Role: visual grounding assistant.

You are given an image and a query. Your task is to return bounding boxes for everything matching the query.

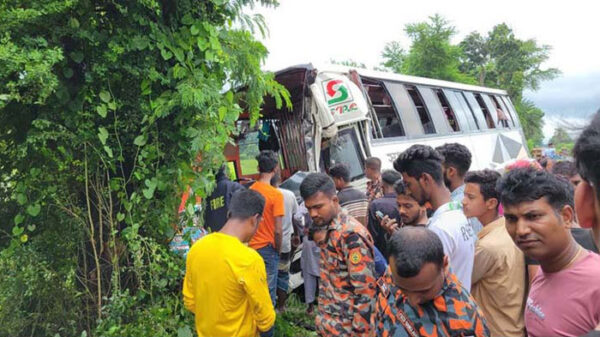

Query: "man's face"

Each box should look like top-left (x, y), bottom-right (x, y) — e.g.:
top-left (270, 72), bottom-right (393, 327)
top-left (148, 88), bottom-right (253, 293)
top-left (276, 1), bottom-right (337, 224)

top-left (365, 167), bottom-right (378, 181)
top-left (332, 177), bottom-right (345, 191)
top-left (441, 164), bottom-right (452, 190)
top-left (401, 173), bottom-right (428, 206)
top-left (396, 194), bottom-right (422, 226)
top-left (304, 191), bottom-right (339, 227)
top-left (569, 174), bottom-right (582, 187)
top-left (390, 257), bottom-right (447, 306)
top-left (462, 183), bottom-right (487, 219)
top-left (504, 198), bottom-right (572, 261)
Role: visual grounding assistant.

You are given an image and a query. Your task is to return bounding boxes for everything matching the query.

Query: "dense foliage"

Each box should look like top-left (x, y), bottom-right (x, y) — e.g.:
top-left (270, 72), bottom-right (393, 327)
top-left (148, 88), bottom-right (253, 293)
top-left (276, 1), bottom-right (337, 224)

top-left (380, 15), bottom-right (559, 147)
top-left (0, 1), bottom-right (288, 336)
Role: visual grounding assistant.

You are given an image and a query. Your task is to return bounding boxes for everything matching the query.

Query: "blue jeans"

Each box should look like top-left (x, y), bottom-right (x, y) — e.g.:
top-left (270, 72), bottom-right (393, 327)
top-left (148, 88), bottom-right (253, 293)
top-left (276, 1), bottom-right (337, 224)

top-left (257, 245), bottom-right (279, 337)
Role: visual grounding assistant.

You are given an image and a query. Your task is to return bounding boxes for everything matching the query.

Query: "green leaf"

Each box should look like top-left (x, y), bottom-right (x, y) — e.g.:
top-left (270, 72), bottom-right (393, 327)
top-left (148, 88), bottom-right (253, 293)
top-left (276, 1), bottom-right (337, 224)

top-left (142, 188), bottom-right (154, 199)
top-left (117, 213), bottom-right (125, 221)
top-left (16, 193), bottom-right (27, 205)
top-left (96, 105), bottom-right (107, 118)
top-left (197, 38), bottom-right (209, 51)
top-left (27, 204), bottom-right (41, 217)
top-left (160, 49), bottom-right (172, 60)
top-left (12, 225), bottom-right (24, 236)
top-left (68, 18), bottom-right (79, 29)
top-left (218, 106), bottom-right (227, 121)
top-left (98, 127), bottom-right (109, 145)
top-left (190, 24), bottom-right (200, 36)
top-left (143, 178), bottom-right (157, 199)
top-left (81, 331), bottom-right (87, 337)
top-left (173, 48), bottom-right (184, 63)
top-left (27, 224), bottom-right (36, 232)
top-left (20, 234), bottom-right (28, 243)
top-left (134, 135), bottom-right (146, 146)
top-left (103, 146), bottom-right (113, 158)
top-left (181, 14), bottom-right (193, 25)
top-left (108, 101), bottom-right (117, 111)
top-left (14, 214), bottom-right (24, 225)
top-left (99, 91), bottom-right (111, 103)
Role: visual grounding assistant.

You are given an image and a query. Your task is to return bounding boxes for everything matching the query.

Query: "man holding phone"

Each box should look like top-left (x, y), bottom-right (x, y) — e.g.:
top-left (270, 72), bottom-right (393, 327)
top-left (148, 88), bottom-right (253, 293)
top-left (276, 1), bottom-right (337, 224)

top-left (367, 170), bottom-right (403, 258)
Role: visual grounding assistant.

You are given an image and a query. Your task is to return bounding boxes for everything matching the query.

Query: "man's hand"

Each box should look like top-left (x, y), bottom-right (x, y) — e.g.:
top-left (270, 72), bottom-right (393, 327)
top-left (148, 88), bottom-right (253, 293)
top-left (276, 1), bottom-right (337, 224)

top-left (380, 215), bottom-right (399, 235)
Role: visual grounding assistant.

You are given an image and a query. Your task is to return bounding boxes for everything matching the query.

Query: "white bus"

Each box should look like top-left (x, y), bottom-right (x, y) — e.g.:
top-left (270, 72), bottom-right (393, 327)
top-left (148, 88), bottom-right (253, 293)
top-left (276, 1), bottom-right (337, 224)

top-left (227, 63), bottom-right (529, 190)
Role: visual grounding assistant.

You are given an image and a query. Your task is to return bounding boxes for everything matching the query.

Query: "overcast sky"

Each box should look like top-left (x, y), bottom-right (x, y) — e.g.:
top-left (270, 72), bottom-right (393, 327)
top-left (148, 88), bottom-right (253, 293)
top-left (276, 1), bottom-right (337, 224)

top-left (254, 0), bottom-right (600, 139)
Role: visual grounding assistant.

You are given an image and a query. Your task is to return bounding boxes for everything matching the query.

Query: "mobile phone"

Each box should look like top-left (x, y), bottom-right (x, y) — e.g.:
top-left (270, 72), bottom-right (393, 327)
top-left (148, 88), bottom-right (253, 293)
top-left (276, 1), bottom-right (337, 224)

top-left (375, 210), bottom-right (384, 219)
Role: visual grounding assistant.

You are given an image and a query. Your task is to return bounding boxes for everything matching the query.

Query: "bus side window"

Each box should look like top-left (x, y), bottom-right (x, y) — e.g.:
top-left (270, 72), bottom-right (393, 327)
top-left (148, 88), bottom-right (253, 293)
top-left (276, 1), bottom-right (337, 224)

top-left (363, 79), bottom-right (405, 138)
top-left (406, 85), bottom-right (436, 134)
top-left (435, 89), bottom-right (460, 132)
top-left (474, 93), bottom-right (496, 129)
top-left (494, 95), bottom-right (514, 127)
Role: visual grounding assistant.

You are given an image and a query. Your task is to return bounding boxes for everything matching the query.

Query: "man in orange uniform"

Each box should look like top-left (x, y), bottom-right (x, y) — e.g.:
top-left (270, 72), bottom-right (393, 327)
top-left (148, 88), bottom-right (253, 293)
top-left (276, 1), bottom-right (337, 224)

top-left (300, 173), bottom-right (377, 336)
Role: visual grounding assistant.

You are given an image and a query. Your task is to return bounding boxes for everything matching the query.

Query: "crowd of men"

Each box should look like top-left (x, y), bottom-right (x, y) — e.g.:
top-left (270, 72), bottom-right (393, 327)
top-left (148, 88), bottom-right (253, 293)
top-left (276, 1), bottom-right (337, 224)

top-left (183, 111), bottom-right (600, 337)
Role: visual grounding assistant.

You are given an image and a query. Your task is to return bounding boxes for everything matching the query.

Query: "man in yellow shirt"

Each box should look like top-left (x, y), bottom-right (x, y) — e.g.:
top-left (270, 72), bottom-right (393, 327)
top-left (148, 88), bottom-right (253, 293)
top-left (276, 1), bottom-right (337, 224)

top-left (183, 189), bottom-right (276, 337)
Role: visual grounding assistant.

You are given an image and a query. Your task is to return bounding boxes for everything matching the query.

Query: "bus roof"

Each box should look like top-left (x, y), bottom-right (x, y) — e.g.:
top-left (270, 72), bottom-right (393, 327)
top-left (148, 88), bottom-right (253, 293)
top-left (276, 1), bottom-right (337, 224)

top-left (272, 63), bottom-right (508, 96)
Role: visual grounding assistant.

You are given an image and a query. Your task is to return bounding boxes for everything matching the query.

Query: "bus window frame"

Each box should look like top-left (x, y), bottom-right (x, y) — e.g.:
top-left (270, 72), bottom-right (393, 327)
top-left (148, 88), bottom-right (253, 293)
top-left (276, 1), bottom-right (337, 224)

top-left (481, 94), bottom-right (501, 128)
top-left (462, 92), bottom-right (489, 130)
top-left (383, 81), bottom-right (424, 137)
top-left (405, 84), bottom-right (436, 135)
top-left (500, 96), bottom-right (521, 128)
top-left (448, 90), bottom-right (479, 131)
top-left (362, 79), bottom-right (407, 139)
top-left (434, 88), bottom-right (469, 133)
top-left (415, 86), bottom-right (447, 134)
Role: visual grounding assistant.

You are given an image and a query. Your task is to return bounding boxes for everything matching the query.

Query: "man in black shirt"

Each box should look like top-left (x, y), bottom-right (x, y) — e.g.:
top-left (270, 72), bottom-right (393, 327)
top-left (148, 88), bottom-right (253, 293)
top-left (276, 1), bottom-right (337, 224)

top-left (203, 165), bottom-right (244, 232)
top-left (329, 163), bottom-right (369, 226)
top-left (367, 170), bottom-right (402, 258)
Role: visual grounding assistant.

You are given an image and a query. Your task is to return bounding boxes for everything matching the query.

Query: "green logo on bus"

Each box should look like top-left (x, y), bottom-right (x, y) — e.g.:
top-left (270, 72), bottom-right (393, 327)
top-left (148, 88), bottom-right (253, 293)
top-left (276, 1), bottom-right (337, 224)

top-left (324, 79), bottom-right (352, 106)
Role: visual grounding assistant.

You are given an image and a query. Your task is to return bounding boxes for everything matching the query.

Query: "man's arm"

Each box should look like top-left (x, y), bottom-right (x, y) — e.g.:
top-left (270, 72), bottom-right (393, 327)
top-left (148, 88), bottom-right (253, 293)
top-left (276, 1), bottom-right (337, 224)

top-left (274, 216), bottom-right (283, 252)
top-left (273, 190), bottom-right (285, 252)
top-left (182, 255), bottom-right (196, 313)
top-left (344, 232), bottom-right (377, 336)
top-left (471, 244), bottom-right (495, 286)
top-left (242, 257), bottom-right (276, 332)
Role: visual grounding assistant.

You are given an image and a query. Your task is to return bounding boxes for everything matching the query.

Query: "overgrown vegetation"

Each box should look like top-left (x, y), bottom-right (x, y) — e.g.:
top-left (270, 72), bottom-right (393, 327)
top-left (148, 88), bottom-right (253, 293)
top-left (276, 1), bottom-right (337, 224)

top-left (0, 1), bottom-right (289, 336)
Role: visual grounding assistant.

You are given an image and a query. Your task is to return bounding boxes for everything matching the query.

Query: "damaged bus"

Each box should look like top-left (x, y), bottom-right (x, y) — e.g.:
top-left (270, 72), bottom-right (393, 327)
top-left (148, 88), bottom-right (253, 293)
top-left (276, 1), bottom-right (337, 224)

top-left (227, 63), bottom-right (529, 190)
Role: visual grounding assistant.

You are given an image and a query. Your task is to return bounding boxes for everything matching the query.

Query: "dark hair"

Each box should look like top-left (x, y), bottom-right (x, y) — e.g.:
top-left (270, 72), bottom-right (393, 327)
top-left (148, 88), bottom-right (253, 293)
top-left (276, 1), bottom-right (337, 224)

top-left (393, 180), bottom-right (409, 196)
top-left (388, 226), bottom-right (445, 278)
top-left (497, 167), bottom-right (574, 211)
top-left (300, 173), bottom-right (336, 200)
top-left (435, 143), bottom-right (472, 176)
top-left (551, 160), bottom-right (578, 178)
top-left (464, 169), bottom-right (501, 202)
top-left (256, 150), bottom-right (279, 173)
top-left (574, 111), bottom-right (600, 199)
top-left (229, 189), bottom-right (265, 219)
top-left (381, 170), bottom-right (403, 186)
top-left (538, 157), bottom-right (550, 169)
top-left (365, 157), bottom-right (382, 171)
top-left (329, 163), bottom-right (351, 183)
top-left (393, 145), bottom-right (444, 184)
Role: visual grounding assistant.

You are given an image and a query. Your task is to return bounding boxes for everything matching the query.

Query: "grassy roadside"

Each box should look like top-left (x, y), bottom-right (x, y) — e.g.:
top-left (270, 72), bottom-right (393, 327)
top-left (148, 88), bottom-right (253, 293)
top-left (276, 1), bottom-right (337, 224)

top-left (274, 294), bottom-right (317, 337)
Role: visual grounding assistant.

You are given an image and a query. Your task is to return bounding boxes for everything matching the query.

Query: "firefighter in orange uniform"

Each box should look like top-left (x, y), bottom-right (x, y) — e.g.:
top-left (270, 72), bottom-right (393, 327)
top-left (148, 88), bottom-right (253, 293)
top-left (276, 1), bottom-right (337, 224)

top-left (300, 173), bottom-right (377, 337)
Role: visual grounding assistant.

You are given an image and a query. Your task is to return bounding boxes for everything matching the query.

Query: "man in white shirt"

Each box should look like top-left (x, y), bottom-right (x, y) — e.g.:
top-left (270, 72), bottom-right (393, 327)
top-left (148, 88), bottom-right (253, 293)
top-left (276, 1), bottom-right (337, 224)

top-left (393, 144), bottom-right (476, 290)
